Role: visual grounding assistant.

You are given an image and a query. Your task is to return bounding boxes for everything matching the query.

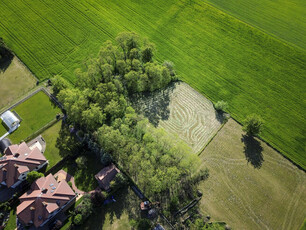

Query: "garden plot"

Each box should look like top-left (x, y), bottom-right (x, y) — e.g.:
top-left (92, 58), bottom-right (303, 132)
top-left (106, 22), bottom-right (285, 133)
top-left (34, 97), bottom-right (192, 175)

top-left (133, 82), bottom-right (223, 153)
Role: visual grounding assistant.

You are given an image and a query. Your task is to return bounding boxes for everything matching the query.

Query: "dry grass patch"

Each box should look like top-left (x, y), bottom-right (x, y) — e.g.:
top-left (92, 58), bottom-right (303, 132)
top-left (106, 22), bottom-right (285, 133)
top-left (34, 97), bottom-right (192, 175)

top-left (198, 119), bottom-right (306, 230)
top-left (0, 56), bottom-right (36, 109)
top-left (133, 82), bottom-right (223, 153)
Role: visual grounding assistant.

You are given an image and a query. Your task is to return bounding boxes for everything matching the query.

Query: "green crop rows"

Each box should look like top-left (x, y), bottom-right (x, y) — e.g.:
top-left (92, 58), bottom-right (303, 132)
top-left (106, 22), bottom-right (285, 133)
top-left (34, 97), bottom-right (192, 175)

top-left (0, 0), bottom-right (305, 168)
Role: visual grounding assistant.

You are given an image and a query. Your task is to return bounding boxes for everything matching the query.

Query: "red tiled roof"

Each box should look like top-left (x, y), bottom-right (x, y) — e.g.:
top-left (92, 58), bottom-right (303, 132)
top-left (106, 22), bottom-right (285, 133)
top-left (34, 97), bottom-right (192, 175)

top-left (17, 174), bottom-right (75, 228)
top-left (0, 142), bottom-right (47, 188)
top-left (95, 163), bottom-right (120, 190)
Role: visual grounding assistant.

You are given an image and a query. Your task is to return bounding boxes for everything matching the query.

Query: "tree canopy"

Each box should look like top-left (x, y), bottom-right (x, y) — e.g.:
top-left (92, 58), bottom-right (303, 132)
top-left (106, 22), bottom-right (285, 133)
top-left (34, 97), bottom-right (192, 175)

top-left (26, 171), bottom-right (44, 185)
top-left (56, 32), bottom-right (202, 198)
top-left (243, 114), bottom-right (264, 136)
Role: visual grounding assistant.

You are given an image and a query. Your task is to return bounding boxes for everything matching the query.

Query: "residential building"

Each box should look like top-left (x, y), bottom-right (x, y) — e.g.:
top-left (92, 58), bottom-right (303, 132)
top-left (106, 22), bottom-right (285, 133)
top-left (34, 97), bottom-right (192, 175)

top-left (17, 174), bottom-right (76, 229)
top-left (95, 163), bottom-right (120, 190)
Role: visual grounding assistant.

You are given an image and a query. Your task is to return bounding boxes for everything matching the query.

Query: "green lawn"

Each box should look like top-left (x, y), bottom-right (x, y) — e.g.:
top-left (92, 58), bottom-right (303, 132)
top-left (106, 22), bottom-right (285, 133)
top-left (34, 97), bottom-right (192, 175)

top-left (204, 0), bottom-right (306, 50)
top-left (63, 153), bottom-right (103, 192)
top-left (41, 121), bottom-right (62, 170)
top-left (0, 56), bottom-right (36, 110)
top-left (0, 0), bottom-right (305, 168)
top-left (8, 91), bottom-right (61, 143)
top-left (198, 119), bottom-right (306, 230)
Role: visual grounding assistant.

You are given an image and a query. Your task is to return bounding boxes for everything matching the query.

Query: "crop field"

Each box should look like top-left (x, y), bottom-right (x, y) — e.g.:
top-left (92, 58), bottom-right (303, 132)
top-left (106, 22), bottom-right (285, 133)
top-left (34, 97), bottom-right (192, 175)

top-left (204, 0), bottom-right (306, 49)
top-left (7, 91), bottom-right (61, 143)
top-left (198, 119), bottom-right (306, 230)
top-left (0, 56), bottom-right (36, 109)
top-left (133, 82), bottom-right (223, 153)
top-left (0, 0), bottom-right (305, 168)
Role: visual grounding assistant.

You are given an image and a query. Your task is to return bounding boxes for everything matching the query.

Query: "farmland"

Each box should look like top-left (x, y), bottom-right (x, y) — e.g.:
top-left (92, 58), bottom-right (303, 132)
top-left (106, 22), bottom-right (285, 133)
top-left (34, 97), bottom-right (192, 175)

top-left (0, 0), bottom-right (305, 168)
top-left (198, 119), bottom-right (306, 230)
top-left (204, 0), bottom-right (306, 49)
top-left (0, 56), bottom-right (36, 109)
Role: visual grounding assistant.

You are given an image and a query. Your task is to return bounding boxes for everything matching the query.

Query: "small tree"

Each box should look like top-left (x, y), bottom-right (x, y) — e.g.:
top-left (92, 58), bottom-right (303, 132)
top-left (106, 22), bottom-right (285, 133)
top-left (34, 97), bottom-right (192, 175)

top-left (26, 171), bottom-right (44, 184)
top-left (76, 156), bottom-right (87, 169)
top-left (214, 100), bottom-right (228, 112)
top-left (243, 114), bottom-right (263, 136)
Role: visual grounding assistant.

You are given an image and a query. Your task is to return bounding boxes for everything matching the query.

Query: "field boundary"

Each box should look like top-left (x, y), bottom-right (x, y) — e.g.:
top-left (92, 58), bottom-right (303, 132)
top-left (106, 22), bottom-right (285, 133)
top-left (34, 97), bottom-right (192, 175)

top-left (197, 118), bottom-right (227, 156)
top-left (229, 116), bottom-right (306, 173)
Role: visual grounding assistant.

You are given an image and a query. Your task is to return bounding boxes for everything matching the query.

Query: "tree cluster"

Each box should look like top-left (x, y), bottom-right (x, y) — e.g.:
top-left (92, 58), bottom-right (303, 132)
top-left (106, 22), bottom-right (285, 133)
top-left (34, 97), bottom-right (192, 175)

top-left (55, 32), bottom-right (202, 199)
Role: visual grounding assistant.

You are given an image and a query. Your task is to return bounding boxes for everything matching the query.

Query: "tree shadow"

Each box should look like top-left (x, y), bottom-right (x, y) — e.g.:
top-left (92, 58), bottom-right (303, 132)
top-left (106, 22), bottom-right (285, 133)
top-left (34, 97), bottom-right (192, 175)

top-left (214, 110), bottom-right (226, 124)
top-left (241, 135), bottom-right (264, 169)
top-left (0, 50), bottom-right (13, 73)
top-left (131, 82), bottom-right (177, 127)
top-left (76, 186), bottom-right (141, 230)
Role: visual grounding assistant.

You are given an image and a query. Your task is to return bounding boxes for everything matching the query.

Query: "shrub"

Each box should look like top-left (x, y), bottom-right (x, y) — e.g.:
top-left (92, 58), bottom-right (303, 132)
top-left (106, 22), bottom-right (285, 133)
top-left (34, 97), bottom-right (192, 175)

top-left (73, 214), bottom-right (83, 225)
top-left (26, 171), bottom-right (44, 185)
top-left (243, 114), bottom-right (263, 136)
top-left (214, 100), bottom-right (228, 112)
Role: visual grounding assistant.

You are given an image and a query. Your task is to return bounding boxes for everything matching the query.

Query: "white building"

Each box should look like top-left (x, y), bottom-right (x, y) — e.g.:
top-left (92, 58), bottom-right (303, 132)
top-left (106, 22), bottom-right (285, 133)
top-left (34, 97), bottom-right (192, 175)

top-left (0, 110), bottom-right (20, 132)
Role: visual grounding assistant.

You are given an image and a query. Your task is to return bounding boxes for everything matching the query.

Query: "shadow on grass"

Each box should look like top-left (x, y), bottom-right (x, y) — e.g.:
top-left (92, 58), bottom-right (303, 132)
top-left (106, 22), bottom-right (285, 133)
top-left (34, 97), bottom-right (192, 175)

top-left (77, 187), bottom-right (140, 230)
top-left (0, 50), bottom-right (13, 73)
top-left (241, 135), bottom-right (264, 169)
top-left (131, 82), bottom-right (177, 127)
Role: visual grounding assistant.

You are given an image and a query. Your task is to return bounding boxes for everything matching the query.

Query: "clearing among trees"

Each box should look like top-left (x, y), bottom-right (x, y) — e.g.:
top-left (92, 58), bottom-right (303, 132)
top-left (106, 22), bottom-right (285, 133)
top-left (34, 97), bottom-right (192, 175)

top-left (198, 119), bottom-right (306, 230)
top-left (133, 82), bottom-right (224, 153)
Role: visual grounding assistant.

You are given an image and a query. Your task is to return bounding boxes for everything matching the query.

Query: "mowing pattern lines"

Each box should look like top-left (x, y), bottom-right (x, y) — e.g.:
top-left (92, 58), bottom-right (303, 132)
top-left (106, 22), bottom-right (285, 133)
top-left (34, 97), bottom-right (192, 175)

top-left (199, 119), bottom-right (306, 230)
top-left (158, 82), bottom-right (223, 153)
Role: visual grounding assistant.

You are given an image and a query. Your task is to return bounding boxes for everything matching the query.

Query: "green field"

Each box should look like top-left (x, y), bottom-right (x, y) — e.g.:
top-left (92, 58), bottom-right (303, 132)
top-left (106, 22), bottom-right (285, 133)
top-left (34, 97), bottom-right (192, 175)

top-left (0, 56), bottom-right (36, 110)
top-left (0, 0), bottom-right (305, 168)
top-left (198, 119), bottom-right (306, 230)
top-left (7, 91), bottom-right (61, 143)
top-left (204, 0), bottom-right (306, 50)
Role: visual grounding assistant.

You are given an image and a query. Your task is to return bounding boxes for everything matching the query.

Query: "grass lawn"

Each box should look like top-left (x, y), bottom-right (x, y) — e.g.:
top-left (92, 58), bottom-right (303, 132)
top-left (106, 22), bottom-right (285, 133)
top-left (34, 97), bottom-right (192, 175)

top-left (0, 122), bottom-right (8, 137)
top-left (0, 0), bottom-right (305, 168)
top-left (204, 0), bottom-right (306, 49)
top-left (8, 91), bottom-right (61, 143)
top-left (6, 209), bottom-right (16, 230)
top-left (63, 153), bottom-right (103, 192)
top-left (198, 119), bottom-right (306, 230)
top-left (0, 56), bottom-right (36, 110)
top-left (40, 121), bottom-right (62, 170)
top-left (79, 187), bottom-right (140, 230)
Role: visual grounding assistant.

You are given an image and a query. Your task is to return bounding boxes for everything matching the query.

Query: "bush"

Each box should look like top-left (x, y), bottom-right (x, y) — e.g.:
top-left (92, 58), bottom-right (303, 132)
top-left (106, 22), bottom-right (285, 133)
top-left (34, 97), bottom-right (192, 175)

top-left (73, 214), bottom-right (83, 225)
top-left (26, 171), bottom-right (44, 185)
top-left (214, 100), bottom-right (228, 112)
top-left (243, 114), bottom-right (263, 136)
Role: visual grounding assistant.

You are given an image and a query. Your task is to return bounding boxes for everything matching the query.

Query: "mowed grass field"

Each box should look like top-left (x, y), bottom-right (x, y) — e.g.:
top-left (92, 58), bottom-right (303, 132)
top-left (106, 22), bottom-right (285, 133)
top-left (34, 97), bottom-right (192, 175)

top-left (0, 56), bottom-right (36, 109)
top-left (204, 0), bottom-right (306, 50)
top-left (0, 0), bottom-right (305, 168)
top-left (198, 119), bottom-right (306, 230)
top-left (8, 91), bottom-right (61, 143)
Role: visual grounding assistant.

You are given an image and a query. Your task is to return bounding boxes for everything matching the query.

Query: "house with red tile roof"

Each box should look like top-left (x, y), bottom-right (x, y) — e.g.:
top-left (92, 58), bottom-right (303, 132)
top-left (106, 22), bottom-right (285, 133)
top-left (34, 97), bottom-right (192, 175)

top-left (95, 163), bottom-right (120, 191)
top-left (17, 174), bottom-right (76, 229)
top-left (0, 142), bottom-right (48, 190)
